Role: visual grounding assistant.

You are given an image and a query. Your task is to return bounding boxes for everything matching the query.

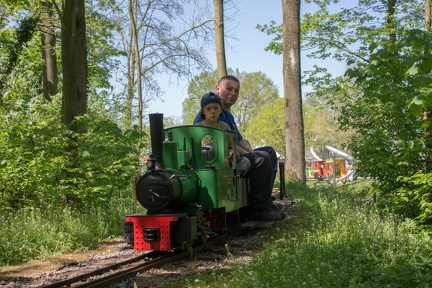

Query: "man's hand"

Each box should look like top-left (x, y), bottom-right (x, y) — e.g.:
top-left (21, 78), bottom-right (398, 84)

top-left (228, 150), bottom-right (240, 160)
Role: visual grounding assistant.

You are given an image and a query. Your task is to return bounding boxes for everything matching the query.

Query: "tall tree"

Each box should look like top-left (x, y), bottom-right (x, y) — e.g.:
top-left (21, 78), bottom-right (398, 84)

top-left (127, 0), bottom-right (144, 128)
top-left (281, 0), bottom-right (305, 182)
top-left (40, 0), bottom-right (57, 101)
top-left (61, 0), bottom-right (87, 134)
top-left (115, 0), bottom-right (213, 129)
top-left (423, 0), bottom-right (432, 170)
top-left (119, 2), bottom-right (136, 130)
top-left (213, 0), bottom-right (227, 78)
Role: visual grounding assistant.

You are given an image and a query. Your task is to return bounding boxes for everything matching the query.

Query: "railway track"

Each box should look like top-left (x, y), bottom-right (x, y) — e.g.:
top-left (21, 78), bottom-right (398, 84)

top-left (41, 235), bottom-right (225, 288)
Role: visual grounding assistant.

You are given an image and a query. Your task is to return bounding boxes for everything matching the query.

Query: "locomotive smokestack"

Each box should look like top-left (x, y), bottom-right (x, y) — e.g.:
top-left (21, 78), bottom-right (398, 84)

top-left (149, 113), bottom-right (165, 170)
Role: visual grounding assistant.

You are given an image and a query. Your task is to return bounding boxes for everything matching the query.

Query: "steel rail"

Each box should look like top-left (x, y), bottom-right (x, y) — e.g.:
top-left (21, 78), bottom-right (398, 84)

top-left (41, 235), bottom-right (224, 288)
top-left (78, 235), bottom-right (224, 288)
top-left (40, 252), bottom-right (156, 288)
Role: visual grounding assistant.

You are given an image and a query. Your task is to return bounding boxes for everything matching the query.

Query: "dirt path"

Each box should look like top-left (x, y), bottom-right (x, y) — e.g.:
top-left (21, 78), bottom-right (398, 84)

top-left (0, 238), bottom-right (129, 280)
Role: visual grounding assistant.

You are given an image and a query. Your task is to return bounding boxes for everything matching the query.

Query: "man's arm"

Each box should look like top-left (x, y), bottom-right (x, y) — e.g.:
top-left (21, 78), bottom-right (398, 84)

top-left (237, 139), bottom-right (253, 155)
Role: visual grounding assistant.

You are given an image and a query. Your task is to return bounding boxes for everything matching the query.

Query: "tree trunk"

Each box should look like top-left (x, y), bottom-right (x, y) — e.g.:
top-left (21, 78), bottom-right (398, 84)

top-left (424, 0), bottom-right (432, 170)
top-left (281, 0), bottom-right (305, 182)
top-left (60, 0), bottom-right (88, 203)
top-left (128, 0), bottom-right (143, 129)
top-left (125, 35), bottom-right (135, 130)
top-left (61, 0), bottom-right (87, 134)
top-left (40, 0), bottom-right (57, 101)
top-left (387, 0), bottom-right (397, 43)
top-left (213, 0), bottom-right (227, 78)
top-left (118, 11), bottom-right (135, 130)
top-left (426, 0), bottom-right (431, 31)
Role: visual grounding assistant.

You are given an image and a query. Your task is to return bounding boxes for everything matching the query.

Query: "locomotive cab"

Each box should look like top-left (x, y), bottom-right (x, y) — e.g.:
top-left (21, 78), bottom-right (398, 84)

top-left (160, 125), bottom-right (247, 212)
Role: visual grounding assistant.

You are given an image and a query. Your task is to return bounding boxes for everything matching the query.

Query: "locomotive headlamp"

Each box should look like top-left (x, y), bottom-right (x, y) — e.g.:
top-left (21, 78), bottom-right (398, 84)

top-left (146, 157), bottom-right (156, 170)
top-left (201, 134), bottom-right (217, 163)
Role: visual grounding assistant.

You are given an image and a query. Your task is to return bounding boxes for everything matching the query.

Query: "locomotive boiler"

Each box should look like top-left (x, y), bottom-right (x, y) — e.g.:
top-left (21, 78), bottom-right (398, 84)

top-left (124, 113), bottom-right (249, 251)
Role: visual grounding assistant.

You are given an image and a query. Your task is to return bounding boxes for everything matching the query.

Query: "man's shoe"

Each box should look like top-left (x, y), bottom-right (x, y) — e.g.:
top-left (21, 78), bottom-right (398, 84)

top-left (248, 208), bottom-right (281, 221)
top-left (277, 211), bottom-right (286, 220)
top-left (271, 203), bottom-right (286, 220)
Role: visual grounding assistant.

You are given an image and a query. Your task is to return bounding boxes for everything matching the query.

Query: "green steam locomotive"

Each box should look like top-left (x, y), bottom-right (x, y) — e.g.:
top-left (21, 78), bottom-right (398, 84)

top-left (124, 113), bottom-right (249, 251)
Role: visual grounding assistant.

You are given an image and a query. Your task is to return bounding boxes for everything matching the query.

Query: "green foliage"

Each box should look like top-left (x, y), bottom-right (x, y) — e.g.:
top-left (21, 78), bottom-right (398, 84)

top-left (340, 29), bottom-right (432, 221)
top-left (0, 13), bottom-right (38, 93)
top-left (260, 0), bottom-right (425, 79)
top-left (178, 183), bottom-right (432, 287)
top-left (0, 92), bottom-right (144, 210)
top-left (0, 2), bottom-right (145, 208)
top-left (0, 90), bottom-right (143, 265)
top-left (244, 97), bottom-right (285, 155)
top-left (0, 96), bottom-right (66, 208)
top-left (0, 1), bottom-right (155, 211)
top-left (86, 3), bottom-right (124, 92)
top-left (64, 120), bottom-right (143, 206)
top-left (303, 90), bottom-right (355, 151)
top-left (232, 71), bottom-right (279, 132)
top-left (256, 20), bottom-right (282, 55)
top-left (397, 172), bottom-right (432, 224)
top-left (0, 11), bottom-right (42, 99)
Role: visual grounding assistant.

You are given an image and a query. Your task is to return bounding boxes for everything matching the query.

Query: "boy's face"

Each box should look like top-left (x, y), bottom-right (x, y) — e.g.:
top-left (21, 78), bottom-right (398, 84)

top-left (202, 103), bottom-right (222, 121)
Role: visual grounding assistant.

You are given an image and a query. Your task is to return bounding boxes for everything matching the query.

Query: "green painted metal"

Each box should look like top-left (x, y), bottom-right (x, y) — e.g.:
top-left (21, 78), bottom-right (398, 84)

top-left (162, 141), bottom-right (178, 168)
top-left (163, 125), bottom-right (236, 170)
top-left (197, 169), bottom-right (239, 212)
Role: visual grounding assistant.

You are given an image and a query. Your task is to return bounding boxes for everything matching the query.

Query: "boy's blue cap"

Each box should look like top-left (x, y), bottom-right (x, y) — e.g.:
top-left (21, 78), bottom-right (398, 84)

top-left (200, 92), bottom-right (222, 118)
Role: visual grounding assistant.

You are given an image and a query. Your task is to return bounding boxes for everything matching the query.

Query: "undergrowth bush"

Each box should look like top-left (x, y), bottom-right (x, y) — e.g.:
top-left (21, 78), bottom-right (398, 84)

top-left (0, 94), bottom-right (148, 267)
top-left (0, 195), bottom-right (141, 266)
top-left (396, 171), bottom-right (432, 224)
top-left (0, 95), bottom-right (146, 210)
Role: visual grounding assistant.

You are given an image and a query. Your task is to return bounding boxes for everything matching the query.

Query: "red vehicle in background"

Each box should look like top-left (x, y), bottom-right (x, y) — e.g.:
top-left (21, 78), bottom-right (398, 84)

top-left (308, 146), bottom-right (354, 181)
top-left (312, 159), bottom-right (346, 180)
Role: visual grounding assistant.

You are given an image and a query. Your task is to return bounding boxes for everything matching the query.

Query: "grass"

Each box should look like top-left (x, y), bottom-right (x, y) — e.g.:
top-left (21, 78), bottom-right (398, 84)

top-left (173, 180), bottom-right (432, 287)
top-left (0, 196), bottom-right (141, 266)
